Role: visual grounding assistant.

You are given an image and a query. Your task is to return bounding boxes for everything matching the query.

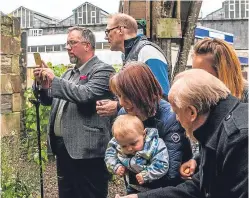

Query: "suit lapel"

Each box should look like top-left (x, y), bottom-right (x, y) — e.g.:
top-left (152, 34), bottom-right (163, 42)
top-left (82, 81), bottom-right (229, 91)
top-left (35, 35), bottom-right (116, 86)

top-left (76, 56), bottom-right (99, 84)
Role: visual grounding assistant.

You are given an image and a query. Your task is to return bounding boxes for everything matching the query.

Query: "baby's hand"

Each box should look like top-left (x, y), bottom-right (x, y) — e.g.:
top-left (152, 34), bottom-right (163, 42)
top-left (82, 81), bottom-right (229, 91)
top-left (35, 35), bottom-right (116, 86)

top-left (116, 166), bottom-right (126, 176)
top-left (136, 173), bottom-right (144, 185)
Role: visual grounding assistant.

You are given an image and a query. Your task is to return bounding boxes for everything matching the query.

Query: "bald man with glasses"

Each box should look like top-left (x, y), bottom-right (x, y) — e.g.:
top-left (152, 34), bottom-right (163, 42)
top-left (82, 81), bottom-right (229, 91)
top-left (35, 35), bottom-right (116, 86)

top-left (96, 13), bottom-right (171, 117)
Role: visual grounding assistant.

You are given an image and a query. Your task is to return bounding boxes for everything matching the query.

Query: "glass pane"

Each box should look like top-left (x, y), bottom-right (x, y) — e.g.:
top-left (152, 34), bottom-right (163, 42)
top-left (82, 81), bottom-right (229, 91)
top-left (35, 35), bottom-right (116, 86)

top-left (31, 46), bottom-right (37, 52)
top-left (79, 18), bottom-right (82, 24)
top-left (230, 11), bottom-right (235, 18)
top-left (83, 12), bottom-right (86, 24)
top-left (235, 2), bottom-right (240, 18)
top-left (61, 44), bottom-right (67, 51)
top-left (96, 42), bottom-right (102, 49)
top-left (88, 11), bottom-right (91, 24)
top-left (46, 46), bottom-right (53, 52)
top-left (103, 42), bottom-right (110, 49)
top-left (38, 46), bottom-right (45, 52)
top-left (96, 9), bottom-right (100, 23)
top-left (54, 45), bottom-right (61, 51)
top-left (92, 18), bottom-right (95, 24)
top-left (225, 3), bottom-right (229, 18)
top-left (242, 2), bottom-right (246, 18)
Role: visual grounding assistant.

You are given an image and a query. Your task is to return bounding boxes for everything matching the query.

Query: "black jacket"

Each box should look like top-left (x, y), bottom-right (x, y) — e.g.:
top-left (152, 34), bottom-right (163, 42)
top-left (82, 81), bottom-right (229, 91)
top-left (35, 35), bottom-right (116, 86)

top-left (138, 95), bottom-right (248, 198)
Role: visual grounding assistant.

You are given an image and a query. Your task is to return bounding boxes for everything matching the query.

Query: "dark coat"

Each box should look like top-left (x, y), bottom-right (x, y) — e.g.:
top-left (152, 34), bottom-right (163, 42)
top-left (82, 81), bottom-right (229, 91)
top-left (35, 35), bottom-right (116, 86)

top-left (138, 95), bottom-right (248, 198)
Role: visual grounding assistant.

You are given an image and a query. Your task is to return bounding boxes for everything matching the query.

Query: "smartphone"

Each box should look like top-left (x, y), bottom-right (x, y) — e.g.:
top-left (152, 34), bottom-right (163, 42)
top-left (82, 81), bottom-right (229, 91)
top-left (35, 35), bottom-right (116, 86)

top-left (33, 53), bottom-right (42, 66)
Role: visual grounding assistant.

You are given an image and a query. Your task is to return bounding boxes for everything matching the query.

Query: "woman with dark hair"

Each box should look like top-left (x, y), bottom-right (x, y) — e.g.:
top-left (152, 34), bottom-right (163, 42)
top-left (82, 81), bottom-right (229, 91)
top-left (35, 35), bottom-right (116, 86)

top-left (180, 38), bottom-right (248, 179)
top-left (108, 61), bottom-right (192, 194)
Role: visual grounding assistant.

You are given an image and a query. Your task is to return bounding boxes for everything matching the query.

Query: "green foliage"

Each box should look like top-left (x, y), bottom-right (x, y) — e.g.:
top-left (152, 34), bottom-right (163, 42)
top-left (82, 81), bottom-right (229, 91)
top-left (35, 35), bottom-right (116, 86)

top-left (1, 134), bottom-right (39, 198)
top-left (24, 63), bottom-right (67, 166)
top-left (113, 64), bottom-right (122, 72)
top-left (1, 63), bottom-right (68, 197)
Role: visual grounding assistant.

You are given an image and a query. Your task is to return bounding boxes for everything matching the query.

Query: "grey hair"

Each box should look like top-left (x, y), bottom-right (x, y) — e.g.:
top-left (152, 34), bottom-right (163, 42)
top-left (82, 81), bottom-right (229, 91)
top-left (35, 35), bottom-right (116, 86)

top-left (68, 26), bottom-right (95, 49)
top-left (169, 69), bottom-right (230, 115)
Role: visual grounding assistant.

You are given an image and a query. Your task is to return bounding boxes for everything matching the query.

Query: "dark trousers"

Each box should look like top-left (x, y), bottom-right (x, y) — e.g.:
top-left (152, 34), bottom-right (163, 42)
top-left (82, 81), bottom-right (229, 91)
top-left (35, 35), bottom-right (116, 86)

top-left (54, 137), bottom-right (110, 198)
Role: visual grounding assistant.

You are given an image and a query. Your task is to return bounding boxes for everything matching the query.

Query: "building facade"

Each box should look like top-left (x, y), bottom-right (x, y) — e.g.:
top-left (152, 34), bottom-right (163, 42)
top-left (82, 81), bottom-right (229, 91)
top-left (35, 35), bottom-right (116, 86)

top-left (8, 2), bottom-right (122, 67)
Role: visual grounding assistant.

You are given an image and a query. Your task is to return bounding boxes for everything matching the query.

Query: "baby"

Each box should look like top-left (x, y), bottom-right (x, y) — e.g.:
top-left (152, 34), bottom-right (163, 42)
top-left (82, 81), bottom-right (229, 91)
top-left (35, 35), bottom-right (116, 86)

top-left (105, 114), bottom-right (169, 192)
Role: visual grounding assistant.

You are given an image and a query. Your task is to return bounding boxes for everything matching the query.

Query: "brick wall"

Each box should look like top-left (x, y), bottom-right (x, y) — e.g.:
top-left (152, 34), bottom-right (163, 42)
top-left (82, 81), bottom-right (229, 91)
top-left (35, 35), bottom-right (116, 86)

top-left (1, 16), bottom-right (26, 137)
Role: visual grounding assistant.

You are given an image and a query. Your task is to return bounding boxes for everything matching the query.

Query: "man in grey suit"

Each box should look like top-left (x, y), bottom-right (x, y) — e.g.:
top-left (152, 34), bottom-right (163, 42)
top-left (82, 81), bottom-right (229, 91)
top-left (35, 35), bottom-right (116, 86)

top-left (33, 27), bottom-right (115, 198)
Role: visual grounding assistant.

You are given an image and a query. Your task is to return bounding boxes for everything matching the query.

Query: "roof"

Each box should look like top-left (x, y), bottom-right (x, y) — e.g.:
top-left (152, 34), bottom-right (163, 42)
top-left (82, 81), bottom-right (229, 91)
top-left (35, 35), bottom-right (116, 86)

top-left (10, 6), bottom-right (60, 22)
top-left (202, 8), bottom-right (223, 20)
top-left (0, 11), bottom-right (6, 16)
top-left (72, 1), bottom-right (109, 15)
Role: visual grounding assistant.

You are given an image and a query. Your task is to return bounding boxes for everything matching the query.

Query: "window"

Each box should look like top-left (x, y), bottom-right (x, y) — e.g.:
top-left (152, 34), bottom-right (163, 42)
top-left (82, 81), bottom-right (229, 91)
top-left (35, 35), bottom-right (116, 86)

top-left (54, 45), bottom-right (61, 51)
top-left (103, 42), bottom-right (110, 49)
top-left (30, 46), bottom-right (37, 52)
top-left (96, 42), bottom-right (102, 49)
top-left (246, 0), bottom-right (249, 17)
top-left (38, 46), bottom-right (45, 52)
top-left (229, 0), bottom-right (235, 18)
top-left (91, 11), bottom-right (96, 24)
top-left (30, 29), bottom-right (43, 36)
top-left (46, 46), bottom-right (53, 52)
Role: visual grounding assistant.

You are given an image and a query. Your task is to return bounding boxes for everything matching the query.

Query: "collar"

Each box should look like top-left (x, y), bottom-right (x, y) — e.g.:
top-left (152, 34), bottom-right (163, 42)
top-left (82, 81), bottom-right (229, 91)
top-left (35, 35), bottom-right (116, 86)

top-left (193, 95), bottom-right (240, 150)
top-left (124, 36), bottom-right (140, 59)
top-left (73, 55), bottom-right (97, 74)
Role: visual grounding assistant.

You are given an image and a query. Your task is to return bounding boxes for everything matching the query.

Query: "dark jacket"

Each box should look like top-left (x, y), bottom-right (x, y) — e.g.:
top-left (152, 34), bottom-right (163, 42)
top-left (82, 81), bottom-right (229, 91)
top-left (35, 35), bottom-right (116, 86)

top-left (119, 99), bottom-right (192, 188)
top-left (138, 95), bottom-right (248, 198)
top-left (35, 56), bottom-right (115, 159)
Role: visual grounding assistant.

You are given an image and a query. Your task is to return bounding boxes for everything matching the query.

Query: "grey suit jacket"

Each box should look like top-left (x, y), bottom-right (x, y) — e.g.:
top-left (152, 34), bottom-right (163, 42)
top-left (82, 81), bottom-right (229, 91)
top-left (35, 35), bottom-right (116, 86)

top-left (38, 56), bottom-right (115, 159)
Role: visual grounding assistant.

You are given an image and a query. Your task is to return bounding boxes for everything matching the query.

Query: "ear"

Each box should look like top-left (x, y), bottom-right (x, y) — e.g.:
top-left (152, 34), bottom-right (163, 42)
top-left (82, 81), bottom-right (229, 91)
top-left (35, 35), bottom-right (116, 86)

top-left (119, 26), bottom-right (125, 35)
top-left (188, 105), bottom-right (198, 122)
top-left (143, 129), bottom-right (146, 137)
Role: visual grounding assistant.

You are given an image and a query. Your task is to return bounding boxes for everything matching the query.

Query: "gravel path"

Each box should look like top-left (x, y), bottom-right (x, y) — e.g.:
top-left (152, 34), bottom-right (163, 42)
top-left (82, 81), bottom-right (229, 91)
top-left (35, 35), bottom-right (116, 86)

top-left (44, 160), bottom-right (126, 198)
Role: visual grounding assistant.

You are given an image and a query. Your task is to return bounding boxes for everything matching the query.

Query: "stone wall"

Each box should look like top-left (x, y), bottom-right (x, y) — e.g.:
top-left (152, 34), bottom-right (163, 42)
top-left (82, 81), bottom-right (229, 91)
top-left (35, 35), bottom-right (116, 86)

top-left (1, 16), bottom-right (26, 137)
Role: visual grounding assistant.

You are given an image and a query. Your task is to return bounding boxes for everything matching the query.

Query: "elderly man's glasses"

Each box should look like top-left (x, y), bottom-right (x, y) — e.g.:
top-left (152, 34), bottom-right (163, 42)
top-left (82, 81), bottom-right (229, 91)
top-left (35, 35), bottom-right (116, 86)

top-left (105, 26), bottom-right (126, 36)
top-left (64, 40), bottom-right (89, 48)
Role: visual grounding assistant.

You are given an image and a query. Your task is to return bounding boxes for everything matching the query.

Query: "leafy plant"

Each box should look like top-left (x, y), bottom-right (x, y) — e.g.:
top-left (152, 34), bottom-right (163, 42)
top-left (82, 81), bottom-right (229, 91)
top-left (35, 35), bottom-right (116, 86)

top-left (1, 63), bottom-right (68, 197)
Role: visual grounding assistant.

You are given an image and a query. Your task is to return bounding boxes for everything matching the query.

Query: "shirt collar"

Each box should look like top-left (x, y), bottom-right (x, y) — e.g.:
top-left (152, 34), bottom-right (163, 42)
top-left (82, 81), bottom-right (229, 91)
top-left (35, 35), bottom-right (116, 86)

top-left (73, 55), bottom-right (96, 73)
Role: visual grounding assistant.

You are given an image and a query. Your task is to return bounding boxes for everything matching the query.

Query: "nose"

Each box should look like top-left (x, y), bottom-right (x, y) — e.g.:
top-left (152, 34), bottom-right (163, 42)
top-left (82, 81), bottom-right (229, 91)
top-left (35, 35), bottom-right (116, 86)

top-left (104, 35), bottom-right (108, 40)
top-left (65, 43), bottom-right (71, 50)
top-left (127, 146), bottom-right (133, 152)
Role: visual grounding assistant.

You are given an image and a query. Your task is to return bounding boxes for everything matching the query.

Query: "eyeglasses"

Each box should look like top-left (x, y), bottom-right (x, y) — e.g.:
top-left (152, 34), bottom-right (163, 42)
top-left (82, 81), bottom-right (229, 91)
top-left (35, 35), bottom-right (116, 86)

top-left (105, 26), bottom-right (126, 36)
top-left (64, 40), bottom-right (89, 48)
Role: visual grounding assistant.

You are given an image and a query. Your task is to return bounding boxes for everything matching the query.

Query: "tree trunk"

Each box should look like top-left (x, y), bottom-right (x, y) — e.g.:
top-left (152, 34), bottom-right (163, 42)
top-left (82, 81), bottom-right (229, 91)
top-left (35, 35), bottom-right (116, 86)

top-left (172, 0), bottom-right (202, 82)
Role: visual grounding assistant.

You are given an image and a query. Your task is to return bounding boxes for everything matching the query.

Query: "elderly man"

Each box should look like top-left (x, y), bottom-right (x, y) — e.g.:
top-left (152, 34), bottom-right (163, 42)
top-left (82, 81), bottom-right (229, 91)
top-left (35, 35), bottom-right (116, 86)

top-left (96, 13), bottom-right (170, 116)
top-left (33, 27), bottom-right (115, 198)
top-left (116, 69), bottom-right (248, 198)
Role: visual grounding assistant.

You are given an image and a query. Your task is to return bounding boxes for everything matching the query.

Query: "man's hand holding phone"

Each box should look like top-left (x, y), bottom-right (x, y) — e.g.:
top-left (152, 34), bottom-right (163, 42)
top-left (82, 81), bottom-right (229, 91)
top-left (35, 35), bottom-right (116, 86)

top-left (33, 53), bottom-right (55, 88)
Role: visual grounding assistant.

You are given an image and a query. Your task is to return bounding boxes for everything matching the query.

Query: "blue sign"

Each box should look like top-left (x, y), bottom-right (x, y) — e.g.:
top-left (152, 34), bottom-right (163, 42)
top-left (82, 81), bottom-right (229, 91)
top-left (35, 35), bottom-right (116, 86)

top-left (195, 26), bottom-right (234, 44)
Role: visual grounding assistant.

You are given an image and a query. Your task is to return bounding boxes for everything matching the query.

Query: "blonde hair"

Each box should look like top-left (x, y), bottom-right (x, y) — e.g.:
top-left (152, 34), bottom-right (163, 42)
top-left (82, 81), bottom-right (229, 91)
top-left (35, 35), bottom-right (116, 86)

top-left (108, 13), bottom-right (138, 34)
top-left (194, 38), bottom-right (244, 99)
top-left (112, 114), bottom-right (144, 139)
top-left (169, 69), bottom-right (230, 115)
